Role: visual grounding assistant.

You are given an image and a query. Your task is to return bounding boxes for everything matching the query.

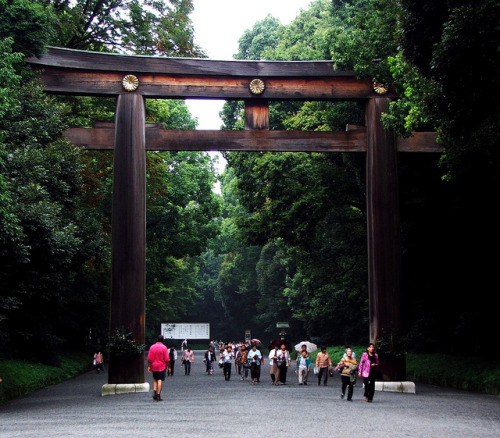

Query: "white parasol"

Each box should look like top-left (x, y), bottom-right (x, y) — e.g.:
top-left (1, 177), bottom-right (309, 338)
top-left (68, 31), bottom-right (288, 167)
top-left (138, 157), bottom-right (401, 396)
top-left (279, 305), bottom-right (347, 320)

top-left (294, 341), bottom-right (318, 353)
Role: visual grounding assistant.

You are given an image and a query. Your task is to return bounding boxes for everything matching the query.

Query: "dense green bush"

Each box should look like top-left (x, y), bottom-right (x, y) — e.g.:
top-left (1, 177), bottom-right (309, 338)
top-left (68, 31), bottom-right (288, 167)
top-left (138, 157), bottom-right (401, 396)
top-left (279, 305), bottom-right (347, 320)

top-left (406, 353), bottom-right (500, 396)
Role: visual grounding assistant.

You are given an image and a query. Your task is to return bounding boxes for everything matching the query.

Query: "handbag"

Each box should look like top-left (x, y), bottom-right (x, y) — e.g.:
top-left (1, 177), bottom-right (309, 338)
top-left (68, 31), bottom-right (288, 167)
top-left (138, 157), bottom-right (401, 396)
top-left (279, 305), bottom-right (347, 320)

top-left (313, 366), bottom-right (320, 374)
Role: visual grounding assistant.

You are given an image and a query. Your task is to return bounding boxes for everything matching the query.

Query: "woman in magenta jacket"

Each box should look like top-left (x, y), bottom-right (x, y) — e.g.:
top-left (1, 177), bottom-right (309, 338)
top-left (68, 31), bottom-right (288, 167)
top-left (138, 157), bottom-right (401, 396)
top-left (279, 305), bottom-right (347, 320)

top-left (358, 343), bottom-right (379, 402)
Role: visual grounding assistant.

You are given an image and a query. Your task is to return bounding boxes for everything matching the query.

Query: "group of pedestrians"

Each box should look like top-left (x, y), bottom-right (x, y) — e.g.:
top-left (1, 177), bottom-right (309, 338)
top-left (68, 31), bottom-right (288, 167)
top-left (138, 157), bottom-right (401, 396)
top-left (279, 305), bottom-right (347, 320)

top-left (214, 341), bottom-right (290, 385)
top-left (147, 336), bottom-right (380, 403)
top-left (313, 343), bottom-right (380, 402)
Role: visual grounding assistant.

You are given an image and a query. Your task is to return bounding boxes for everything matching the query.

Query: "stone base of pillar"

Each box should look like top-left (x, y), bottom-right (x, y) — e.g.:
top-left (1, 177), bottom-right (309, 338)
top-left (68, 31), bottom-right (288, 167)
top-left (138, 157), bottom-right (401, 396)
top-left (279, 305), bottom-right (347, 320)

top-left (101, 383), bottom-right (150, 396)
top-left (375, 381), bottom-right (416, 393)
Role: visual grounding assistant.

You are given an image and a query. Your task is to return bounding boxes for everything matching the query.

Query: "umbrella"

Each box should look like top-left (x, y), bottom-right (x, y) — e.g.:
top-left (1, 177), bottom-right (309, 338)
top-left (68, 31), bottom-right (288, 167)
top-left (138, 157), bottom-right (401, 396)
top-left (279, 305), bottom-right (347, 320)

top-left (251, 339), bottom-right (262, 345)
top-left (268, 339), bottom-right (292, 352)
top-left (294, 341), bottom-right (318, 353)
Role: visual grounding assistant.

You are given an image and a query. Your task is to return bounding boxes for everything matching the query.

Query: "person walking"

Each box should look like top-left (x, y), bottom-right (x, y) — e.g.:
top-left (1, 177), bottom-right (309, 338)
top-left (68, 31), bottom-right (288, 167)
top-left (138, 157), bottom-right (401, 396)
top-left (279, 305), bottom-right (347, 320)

top-left (222, 345), bottom-right (235, 381)
top-left (315, 346), bottom-right (333, 386)
top-left (93, 351), bottom-right (103, 374)
top-left (343, 345), bottom-right (356, 359)
top-left (297, 350), bottom-right (311, 385)
top-left (248, 344), bottom-right (262, 385)
top-left (147, 335), bottom-right (171, 401)
top-left (358, 343), bottom-right (379, 402)
top-left (168, 345), bottom-right (177, 376)
top-left (256, 346), bottom-right (264, 383)
top-left (338, 347), bottom-right (358, 401)
top-left (236, 345), bottom-right (249, 380)
top-left (268, 345), bottom-right (281, 385)
top-left (204, 345), bottom-right (216, 374)
top-left (277, 344), bottom-right (291, 385)
top-left (297, 344), bottom-right (310, 359)
top-left (182, 347), bottom-right (194, 375)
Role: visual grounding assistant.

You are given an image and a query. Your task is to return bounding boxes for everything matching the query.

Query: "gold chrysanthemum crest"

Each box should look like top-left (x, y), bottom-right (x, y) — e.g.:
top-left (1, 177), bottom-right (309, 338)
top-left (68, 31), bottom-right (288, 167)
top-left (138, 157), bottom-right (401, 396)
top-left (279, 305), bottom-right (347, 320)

top-left (373, 82), bottom-right (389, 95)
top-left (122, 74), bottom-right (139, 91)
top-left (249, 78), bottom-right (265, 95)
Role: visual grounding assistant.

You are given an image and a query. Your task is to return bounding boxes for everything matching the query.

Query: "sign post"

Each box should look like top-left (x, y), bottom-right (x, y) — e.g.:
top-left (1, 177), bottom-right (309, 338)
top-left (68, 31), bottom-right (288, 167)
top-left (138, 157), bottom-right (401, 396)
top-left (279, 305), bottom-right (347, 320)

top-left (161, 323), bottom-right (210, 340)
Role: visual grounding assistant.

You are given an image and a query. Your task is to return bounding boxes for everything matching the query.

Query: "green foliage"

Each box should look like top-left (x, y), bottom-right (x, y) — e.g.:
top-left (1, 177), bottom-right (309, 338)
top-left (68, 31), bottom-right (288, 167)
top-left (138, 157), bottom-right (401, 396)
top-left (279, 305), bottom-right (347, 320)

top-left (47, 0), bottom-right (202, 56)
top-left (216, 245), bottom-right (262, 340)
top-left (382, 54), bottom-right (438, 137)
top-left (234, 14), bottom-right (283, 60)
top-left (406, 353), bottom-right (500, 396)
top-left (329, 0), bottom-right (400, 83)
top-left (394, 0), bottom-right (500, 357)
top-left (189, 249), bottom-right (227, 335)
top-left (106, 328), bottom-right (145, 358)
top-left (0, 0), bottom-right (219, 362)
top-left (0, 0), bottom-right (54, 58)
top-left (310, 345), bottom-right (364, 364)
top-left (145, 150), bottom-right (221, 342)
top-left (0, 28), bottom-right (103, 360)
top-left (0, 350), bottom-right (91, 403)
top-left (220, 101), bottom-right (245, 131)
top-left (398, 0), bottom-right (500, 157)
top-left (265, 0), bottom-right (335, 61)
top-left (146, 99), bottom-right (197, 129)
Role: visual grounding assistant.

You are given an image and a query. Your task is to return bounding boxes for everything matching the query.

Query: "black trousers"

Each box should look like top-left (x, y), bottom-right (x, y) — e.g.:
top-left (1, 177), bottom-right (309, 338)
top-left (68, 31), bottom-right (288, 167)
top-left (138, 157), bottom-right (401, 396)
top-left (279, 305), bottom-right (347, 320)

top-left (318, 367), bottom-right (329, 384)
top-left (168, 361), bottom-right (175, 376)
top-left (341, 375), bottom-right (354, 400)
top-left (250, 362), bottom-right (259, 380)
top-left (279, 364), bottom-right (288, 383)
top-left (363, 375), bottom-right (376, 401)
top-left (223, 362), bottom-right (232, 380)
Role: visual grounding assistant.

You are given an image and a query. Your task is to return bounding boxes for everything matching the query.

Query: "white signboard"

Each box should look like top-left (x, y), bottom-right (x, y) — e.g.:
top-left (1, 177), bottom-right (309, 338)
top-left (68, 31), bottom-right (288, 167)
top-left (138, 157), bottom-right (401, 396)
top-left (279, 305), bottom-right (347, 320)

top-left (161, 323), bottom-right (210, 340)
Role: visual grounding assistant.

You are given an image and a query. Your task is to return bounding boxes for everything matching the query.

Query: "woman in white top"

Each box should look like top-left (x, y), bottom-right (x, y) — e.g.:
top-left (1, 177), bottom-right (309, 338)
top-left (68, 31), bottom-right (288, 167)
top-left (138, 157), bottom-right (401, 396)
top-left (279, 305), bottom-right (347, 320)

top-left (247, 344), bottom-right (262, 385)
top-left (222, 346), bottom-right (234, 381)
top-left (277, 344), bottom-right (291, 385)
top-left (268, 345), bottom-right (281, 385)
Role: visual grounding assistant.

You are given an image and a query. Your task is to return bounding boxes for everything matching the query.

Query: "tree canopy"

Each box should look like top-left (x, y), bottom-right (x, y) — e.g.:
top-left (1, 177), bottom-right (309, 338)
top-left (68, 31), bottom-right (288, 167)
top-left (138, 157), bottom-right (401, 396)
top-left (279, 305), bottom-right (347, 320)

top-left (197, 0), bottom-right (499, 355)
top-left (0, 0), bottom-right (218, 360)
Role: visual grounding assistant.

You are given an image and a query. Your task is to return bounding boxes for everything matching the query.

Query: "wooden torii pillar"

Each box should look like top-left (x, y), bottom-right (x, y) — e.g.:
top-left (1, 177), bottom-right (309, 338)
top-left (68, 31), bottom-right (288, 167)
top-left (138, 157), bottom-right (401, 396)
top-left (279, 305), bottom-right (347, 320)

top-left (27, 47), bottom-right (442, 389)
top-left (108, 94), bottom-right (147, 386)
top-left (366, 98), bottom-right (404, 379)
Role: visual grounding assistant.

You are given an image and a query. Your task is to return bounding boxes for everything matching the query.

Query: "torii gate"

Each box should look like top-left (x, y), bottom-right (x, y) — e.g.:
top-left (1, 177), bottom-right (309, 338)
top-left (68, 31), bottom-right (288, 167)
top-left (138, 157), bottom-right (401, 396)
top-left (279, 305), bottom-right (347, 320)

top-left (28, 47), bottom-right (441, 392)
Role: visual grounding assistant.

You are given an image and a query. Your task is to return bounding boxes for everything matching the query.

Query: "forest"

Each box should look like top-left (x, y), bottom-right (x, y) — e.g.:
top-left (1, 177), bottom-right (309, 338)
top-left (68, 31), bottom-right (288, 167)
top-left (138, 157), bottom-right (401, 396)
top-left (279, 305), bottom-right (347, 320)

top-left (1, 0), bottom-right (499, 365)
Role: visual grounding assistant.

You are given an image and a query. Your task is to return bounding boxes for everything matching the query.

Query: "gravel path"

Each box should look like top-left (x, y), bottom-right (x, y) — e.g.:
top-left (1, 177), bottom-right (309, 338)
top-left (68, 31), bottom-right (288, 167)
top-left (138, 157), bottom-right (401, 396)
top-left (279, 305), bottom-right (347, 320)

top-left (1, 350), bottom-right (499, 437)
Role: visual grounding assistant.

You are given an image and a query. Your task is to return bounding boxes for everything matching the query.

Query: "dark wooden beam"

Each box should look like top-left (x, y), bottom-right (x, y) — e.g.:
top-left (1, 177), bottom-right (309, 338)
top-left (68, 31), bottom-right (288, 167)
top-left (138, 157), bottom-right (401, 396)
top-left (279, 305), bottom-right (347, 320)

top-left (27, 46), bottom-right (352, 77)
top-left (66, 126), bottom-right (366, 152)
top-left (397, 132), bottom-right (441, 152)
top-left (26, 47), bottom-right (396, 99)
top-left (245, 100), bottom-right (269, 130)
top-left (30, 67), bottom-right (387, 100)
top-left (65, 125), bottom-right (442, 153)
